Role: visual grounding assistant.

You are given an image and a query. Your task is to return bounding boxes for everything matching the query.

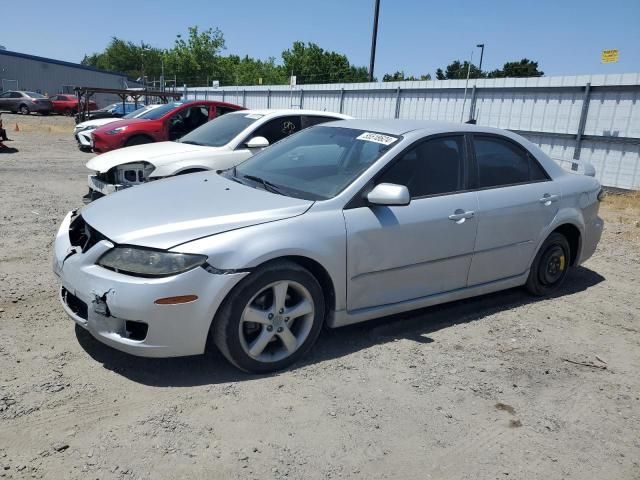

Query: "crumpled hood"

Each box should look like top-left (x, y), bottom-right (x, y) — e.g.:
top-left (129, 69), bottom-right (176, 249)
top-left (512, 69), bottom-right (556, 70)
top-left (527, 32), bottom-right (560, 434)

top-left (86, 141), bottom-right (220, 173)
top-left (81, 172), bottom-right (313, 250)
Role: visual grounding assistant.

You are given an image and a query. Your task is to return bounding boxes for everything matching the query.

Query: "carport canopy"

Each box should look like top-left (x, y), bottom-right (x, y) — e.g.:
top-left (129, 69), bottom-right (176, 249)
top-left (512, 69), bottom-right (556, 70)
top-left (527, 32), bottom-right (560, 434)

top-left (73, 87), bottom-right (182, 122)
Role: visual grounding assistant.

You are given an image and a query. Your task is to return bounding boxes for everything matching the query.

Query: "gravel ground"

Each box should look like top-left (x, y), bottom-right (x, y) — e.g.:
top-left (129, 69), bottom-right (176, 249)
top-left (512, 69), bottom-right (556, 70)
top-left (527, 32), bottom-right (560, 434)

top-left (0, 114), bottom-right (639, 480)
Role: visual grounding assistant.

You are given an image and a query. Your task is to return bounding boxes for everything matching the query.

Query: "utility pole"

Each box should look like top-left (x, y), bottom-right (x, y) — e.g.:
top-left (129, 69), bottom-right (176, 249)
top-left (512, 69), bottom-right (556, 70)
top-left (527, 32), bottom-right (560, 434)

top-left (368, 0), bottom-right (381, 82)
top-left (476, 44), bottom-right (485, 75)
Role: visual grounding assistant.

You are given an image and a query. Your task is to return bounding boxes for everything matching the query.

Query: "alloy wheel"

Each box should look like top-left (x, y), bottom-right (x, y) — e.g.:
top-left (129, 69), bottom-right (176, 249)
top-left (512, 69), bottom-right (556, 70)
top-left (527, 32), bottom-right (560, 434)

top-left (238, 280), bottom-right (315, 363)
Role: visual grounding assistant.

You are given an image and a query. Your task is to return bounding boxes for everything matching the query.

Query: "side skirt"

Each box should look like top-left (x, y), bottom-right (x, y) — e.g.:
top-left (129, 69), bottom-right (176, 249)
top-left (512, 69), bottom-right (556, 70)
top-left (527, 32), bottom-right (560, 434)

top-left (328, 271), bottom-right (529, 328)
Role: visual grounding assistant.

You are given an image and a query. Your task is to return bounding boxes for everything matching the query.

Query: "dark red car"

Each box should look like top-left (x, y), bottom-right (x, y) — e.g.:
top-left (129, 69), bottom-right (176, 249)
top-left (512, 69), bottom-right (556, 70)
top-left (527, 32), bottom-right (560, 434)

top-left (91, 101), bottom-right (243, 153)
top-left (50, 94), bottom-right (97, 116)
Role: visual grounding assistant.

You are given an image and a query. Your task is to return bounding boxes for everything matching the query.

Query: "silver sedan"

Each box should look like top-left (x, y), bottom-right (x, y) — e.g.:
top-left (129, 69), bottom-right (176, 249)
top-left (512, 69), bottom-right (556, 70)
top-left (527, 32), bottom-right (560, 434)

top-left (53, 120), bottom-right (604, 373)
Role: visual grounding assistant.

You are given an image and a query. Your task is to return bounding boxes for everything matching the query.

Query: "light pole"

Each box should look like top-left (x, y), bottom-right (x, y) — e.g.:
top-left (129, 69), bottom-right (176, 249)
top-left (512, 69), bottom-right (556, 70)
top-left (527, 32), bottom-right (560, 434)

top-left (476, 44), bottom-right (485, 76)
top-left (369, 0), bottom-right (381, 82)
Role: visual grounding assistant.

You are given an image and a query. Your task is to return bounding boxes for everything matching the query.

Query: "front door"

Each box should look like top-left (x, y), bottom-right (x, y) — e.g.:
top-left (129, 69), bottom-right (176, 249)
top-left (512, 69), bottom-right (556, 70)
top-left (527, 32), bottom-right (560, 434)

top-left (467, 135), bottom-right (560, 285)
top-left (344, 135), bottom-right (479, 311)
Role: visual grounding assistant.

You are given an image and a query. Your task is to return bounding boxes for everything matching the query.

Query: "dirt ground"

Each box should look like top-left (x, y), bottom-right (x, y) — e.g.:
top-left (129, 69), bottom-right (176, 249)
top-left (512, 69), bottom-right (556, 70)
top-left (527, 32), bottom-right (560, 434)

top-left (0, 114), bottom-right (638, 480)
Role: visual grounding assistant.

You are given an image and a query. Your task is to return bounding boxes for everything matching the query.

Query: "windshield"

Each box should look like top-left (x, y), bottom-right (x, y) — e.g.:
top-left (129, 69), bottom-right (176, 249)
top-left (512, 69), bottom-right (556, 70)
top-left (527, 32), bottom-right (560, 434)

top-left (25, 92), bottom-right (46, 99)
top-left (100, 103), bottom-right (118, 112)
top-left (123, 105), bottom-right (160, 119)
top-left (133, 102), bottom-right (183, 120)
top-left (232, 126), bottom-right (399, 200)
top-left (179, 112), bottom-right (260, 147)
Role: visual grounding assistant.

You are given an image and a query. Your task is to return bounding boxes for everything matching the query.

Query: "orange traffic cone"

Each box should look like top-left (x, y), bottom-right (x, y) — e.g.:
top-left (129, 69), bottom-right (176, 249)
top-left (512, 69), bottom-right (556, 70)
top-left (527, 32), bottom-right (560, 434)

top-left (14, 123), bottom-right (19, 132)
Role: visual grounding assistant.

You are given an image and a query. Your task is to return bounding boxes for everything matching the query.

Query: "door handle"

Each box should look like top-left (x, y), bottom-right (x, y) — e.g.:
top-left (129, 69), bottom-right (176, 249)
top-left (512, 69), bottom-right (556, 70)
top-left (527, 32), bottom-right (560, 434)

top-left (449, 209), bottom-right (475, 223)
top-left (539, 194), bottom-right (560, 205)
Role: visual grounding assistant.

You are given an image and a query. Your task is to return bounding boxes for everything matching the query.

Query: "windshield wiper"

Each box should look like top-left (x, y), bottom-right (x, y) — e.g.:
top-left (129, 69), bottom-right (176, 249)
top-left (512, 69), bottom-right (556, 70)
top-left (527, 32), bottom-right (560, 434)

top-left (242, 174), bottom-right (286, 195)
top-left (180, 140), bottom-right (203, 146)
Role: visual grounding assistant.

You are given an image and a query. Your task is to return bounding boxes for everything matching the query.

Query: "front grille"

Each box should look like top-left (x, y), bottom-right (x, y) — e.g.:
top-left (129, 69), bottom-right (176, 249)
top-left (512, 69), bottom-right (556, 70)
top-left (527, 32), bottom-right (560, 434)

top-left (61, 287), bottom-right (88, 320)
top-left (69, 214), bottom-right (108, 253)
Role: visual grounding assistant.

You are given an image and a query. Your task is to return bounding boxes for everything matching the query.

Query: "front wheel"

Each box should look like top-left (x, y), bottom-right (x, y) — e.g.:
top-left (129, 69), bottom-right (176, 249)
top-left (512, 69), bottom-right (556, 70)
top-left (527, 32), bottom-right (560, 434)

top-left (525, 232), bottom-right (570, 296)
top-left (19, 105), bottom-right (30, 115)
top-left (212, 261), bottom-right (325, 373)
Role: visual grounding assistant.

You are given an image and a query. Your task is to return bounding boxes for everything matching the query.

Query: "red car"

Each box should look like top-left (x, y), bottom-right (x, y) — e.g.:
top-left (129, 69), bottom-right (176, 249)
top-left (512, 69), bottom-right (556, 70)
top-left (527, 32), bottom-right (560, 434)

top-left (91, 101), bottom-right (243, 153)
top-left (49, 94), bottom-right (97, 116)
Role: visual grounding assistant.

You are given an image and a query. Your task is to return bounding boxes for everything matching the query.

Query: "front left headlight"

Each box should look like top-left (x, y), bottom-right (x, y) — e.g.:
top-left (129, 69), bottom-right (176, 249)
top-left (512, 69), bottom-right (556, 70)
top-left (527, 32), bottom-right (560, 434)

top-left (98, 246), bottom-right (207, 277)
top-left (106, 126), bottom-right (128, 135)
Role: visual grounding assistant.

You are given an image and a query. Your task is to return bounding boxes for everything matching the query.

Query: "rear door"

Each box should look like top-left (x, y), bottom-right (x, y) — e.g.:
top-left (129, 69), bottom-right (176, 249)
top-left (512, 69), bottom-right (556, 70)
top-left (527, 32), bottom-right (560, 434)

top-left (344, 135), bottom-right (478, 311)
top-left (467, 134), bottom-right (559, 285)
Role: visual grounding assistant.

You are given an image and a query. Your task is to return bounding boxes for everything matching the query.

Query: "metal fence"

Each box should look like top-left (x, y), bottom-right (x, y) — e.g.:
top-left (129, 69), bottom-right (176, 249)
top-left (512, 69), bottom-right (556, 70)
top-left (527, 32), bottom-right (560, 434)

top-left (183, 73), bottom-right (640, 190)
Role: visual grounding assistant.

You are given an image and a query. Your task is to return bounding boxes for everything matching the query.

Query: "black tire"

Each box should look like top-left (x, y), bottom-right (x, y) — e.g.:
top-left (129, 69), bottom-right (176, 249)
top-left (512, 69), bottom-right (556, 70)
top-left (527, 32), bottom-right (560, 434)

top-left (19, 105), bottom-right (30, 115)
top-left (212, 260), bottom-right (325, 373)
top-left (525, 232), bottom-right (571, 296)
top-left (64, 108), bottom-right (72, 116)
top-left (125, 135), bottom-right (153, 147)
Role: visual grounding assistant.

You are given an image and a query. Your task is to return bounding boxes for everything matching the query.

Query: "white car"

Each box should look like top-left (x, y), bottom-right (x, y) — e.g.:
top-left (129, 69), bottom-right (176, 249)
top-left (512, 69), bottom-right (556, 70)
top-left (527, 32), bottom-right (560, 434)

top-left (83, 109), bottom-right (351, 202)
top-left (74, 104), bottom-right (162, 150)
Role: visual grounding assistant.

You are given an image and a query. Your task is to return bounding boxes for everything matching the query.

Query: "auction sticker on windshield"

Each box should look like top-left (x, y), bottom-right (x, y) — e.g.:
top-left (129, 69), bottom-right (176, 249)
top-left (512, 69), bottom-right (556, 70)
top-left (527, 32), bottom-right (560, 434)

top-left (356, 132), bottom-right (398, 146)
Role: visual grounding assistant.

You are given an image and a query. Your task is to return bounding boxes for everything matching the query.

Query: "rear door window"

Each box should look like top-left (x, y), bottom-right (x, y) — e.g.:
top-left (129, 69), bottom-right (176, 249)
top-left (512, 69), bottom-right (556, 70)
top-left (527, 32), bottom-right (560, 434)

top-left (473, 136), bottom-right (548, 188)
top-left (250, 116), bottom-right (302, 145)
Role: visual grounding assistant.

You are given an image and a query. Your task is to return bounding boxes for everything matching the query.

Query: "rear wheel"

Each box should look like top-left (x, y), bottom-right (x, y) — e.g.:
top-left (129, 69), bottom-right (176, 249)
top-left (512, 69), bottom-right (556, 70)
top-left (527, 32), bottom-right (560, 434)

top-left (64, 108), bottom-right (73, 116)
top-left (125, 135), bottom-right (153, 147)
top-left (19, 105), bottom-right (30, 115)
top-left (525, 232), bottom-right (571, 296)
top-left (212, 261), bottom-right (325, 373)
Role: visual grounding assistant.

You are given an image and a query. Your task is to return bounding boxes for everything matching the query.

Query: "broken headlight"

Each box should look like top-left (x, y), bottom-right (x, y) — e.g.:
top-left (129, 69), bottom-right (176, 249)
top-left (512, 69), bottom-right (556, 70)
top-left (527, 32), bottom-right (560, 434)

top-left (98, 246), bottom-right (207, 277)
top-left (114, 162), bottom-right (155, 185)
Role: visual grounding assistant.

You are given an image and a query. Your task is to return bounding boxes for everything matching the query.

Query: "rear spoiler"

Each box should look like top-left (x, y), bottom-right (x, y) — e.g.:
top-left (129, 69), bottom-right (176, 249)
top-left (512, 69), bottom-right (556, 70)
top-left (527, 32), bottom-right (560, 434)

top-left (553, 158), bottom-right (596, 177)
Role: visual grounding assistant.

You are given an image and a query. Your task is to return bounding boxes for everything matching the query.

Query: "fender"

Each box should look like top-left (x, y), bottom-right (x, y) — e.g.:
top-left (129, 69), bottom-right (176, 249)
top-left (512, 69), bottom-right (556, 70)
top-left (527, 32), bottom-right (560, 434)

top-left (175, 209), bottom-right (349, 312)
top-left (528, 206), bottom-right (585, 268)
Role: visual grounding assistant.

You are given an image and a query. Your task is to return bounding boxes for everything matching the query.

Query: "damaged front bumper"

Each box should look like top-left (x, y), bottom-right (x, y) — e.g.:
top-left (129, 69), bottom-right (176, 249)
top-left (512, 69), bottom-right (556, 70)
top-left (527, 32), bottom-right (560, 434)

top-left (53, 211), bottom-right (249, 357)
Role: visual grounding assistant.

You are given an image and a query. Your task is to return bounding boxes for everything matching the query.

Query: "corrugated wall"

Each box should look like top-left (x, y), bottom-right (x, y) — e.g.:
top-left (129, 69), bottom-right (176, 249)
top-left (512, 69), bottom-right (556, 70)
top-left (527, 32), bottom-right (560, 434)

top-left (185, 74), bottom-right (640, 189)
top-left (0, 51), bottom-right (133, 107)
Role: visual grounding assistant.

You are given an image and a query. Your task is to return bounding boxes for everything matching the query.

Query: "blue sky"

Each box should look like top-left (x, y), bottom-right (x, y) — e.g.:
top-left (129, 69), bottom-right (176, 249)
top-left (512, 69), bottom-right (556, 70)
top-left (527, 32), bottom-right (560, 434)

top-left (3, 0), bottom-right (639, 79)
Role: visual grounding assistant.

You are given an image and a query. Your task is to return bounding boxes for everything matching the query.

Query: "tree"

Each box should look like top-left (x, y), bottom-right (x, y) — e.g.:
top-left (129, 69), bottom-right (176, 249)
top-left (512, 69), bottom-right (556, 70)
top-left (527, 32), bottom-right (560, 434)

top-left (487, 58), bottom-right (544, 78)
top-left (437, 60), bottom-right (484, 80)
top-left (81, 38), bottom-right (164, 79)
top-left (164, 26), bottom-right (226, 85)
top-left (281, 41), bottom-right (368, 84)
top-left (382, 71), bottom-right (431, 82)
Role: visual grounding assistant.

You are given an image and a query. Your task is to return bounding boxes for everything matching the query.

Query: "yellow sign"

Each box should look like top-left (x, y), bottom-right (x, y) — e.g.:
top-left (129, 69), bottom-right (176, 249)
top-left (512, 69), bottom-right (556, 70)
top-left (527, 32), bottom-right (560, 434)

top-left (601, 49), bottom-right (619, 64)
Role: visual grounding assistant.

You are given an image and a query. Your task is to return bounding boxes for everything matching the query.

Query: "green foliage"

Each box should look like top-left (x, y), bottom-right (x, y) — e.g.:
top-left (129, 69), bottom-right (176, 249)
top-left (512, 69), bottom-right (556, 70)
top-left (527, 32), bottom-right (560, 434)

top-left (81, 39), bottom-right (163, 79)
top-left (487, 59), bottom-right (544, 78)
top-left (281, 41), bottom-right (369, 84)
top-left (82, 29), bottom-right (368, 87)
top-left (382, 71), bottom-right (431, 81)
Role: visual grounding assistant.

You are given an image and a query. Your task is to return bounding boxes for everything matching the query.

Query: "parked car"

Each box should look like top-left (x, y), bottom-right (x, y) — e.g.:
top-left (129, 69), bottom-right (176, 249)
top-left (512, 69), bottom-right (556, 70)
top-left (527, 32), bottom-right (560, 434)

top-left (90, 101), bottom-right (243, 153)
top-left (77, 102), bottom-right (142, 122)
top-left (49, 94), bottom-right (97, 116)
top-left (53, 120), bottom-right (604, 372)
top-left (0, 91), bottom-right (53, 114)
top-left (84, 109), bottom-right (351, 201)
top-left (74, 104), bottom-right (163, 152)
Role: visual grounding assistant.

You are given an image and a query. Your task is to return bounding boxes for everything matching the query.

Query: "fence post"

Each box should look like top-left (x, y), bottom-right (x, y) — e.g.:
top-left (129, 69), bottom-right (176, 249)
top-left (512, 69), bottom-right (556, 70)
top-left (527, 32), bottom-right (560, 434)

top-left (222, 90), bottom-right (226, 102)
top-left (339, 88), bottom-right (345, 113)
top-left (572, 82), bottom-right (592, 170)
top-left (183, 84), bottom-right (187, 100)
top-left (394, 87), bottom-right (402, 119)
top-left (468, 85), bottom-right (477, 122)
top-left (205, 89), bottom-right (208, 100)
top-left (299, 89), bottom-right (304, 109)
top-left (267, 89), bottom-right (271, 108)
top-left (242, 89), bottom-right (246, 107)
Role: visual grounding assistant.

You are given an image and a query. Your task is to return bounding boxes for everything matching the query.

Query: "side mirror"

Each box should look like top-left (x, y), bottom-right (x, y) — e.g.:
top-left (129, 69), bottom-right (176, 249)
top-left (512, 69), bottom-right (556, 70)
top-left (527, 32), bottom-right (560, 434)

top-left (245, 136), bottom-right (270, 149)
top-left (367, 183), bottom-right (410, 206)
